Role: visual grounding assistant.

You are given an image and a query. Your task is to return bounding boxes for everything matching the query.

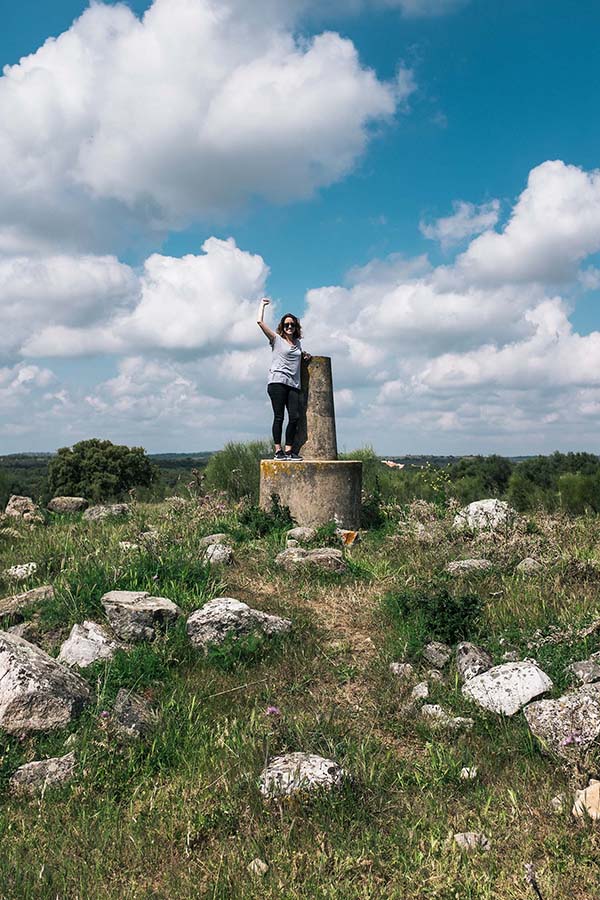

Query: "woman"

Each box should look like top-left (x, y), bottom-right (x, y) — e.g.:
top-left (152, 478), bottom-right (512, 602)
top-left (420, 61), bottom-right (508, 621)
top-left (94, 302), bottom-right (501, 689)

top-left (257, 297), bottom-right (311, 460)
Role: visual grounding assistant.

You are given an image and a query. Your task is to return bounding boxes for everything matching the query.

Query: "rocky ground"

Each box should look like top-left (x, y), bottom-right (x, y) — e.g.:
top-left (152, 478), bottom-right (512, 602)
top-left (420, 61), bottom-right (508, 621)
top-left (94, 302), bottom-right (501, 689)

top-left (0, 493), bottom-right (599, 898)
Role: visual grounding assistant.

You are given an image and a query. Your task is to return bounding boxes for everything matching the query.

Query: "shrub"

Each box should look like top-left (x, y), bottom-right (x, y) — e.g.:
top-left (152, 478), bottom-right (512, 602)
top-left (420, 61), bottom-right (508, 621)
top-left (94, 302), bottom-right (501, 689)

top-left (384, 579), bottom-right (483, 646)
top-left (47, 439), bottom-right (157, 502)
top-left (204, 440), bottom-right (272, 502)
top-left (236, 494), bottom-right (294, 538)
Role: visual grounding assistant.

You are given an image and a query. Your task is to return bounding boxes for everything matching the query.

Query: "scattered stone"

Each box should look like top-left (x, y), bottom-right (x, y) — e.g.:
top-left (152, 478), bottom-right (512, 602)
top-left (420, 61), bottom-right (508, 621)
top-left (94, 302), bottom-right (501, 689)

top-left (0, 585), bottom-right (54, 619)
top-left (0, 632), bottom-right (90, 733)
top-left (420, 704), bottom-right (474, 731)
top-left (427, 669), bottom-right (444, 683)
top-left (58, 621), bottom-right (122, 668)
top-left (5, 495), bottom-right (43, 523)
top-left (453, 498), bottom-right (516, 531)
top-left (523, 684), bottom-right (600, 761)
top-left (568, 652), bottom-right (600, 685)
top-left (139, 529), bottom-right (160, 545)
top-left (3, 562), bottom-right (37, 581)
top-left (516, 557), bottom-right (542, 575)
top-left (286, 526), bottom-right (317, 544)
top-left (118, 541), bottom-right (140, 551)
top-left (462, 661), bottom-right (552, 716)
top-left (47, 497), bottom-right (89, 513)
top-left (390, 662), bottom-right (414, 680)
top-left (248, 858), bottom-right (269, 877)
top-left (446, 558), bottom-right (492, 575)
top-left (187, 598), bottom-right (291, 650)
top-left (7, 622), bottom-right (36, 642)
top-left (286, 538), bottom-right (300, 548)
top-left (411, 682), bottom-right (429, 701)
top-left (456, 642), bottom-right (493, 682)
top-left (454, 832), bottom-right (491, 852)
top-left (10, 751), bottom-right (76, 795)
top-left (460, 767), bottom-right (478, 781)
top-left (275, 547), bottom-right (348, 574)
top-left (259, 752), bottom-right (345, 799)
top-left (113, 689), bottom-right (155, 740)
top-left (501, 650), bottom-right (519, 662)
top-left (204, 543), bottom-right (234, 566)
top-left (572, 779), bottom-right (600, 820)
top-left (101, 590), bottom-right (182, 642)
top-left (423, 641), bottom-right (451, 669)
top-left (551, 793), bottom-right (567, 813)
top-left (198, 533), bottom-right (229, 548)
top-left (83, 503), bottom-right (130, 522)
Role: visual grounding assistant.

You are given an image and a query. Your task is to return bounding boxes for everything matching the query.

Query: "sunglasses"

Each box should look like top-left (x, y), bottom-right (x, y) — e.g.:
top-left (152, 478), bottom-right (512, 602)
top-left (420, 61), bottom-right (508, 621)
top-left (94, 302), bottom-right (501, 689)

top-left (283, 322), bottom-right (296, 329)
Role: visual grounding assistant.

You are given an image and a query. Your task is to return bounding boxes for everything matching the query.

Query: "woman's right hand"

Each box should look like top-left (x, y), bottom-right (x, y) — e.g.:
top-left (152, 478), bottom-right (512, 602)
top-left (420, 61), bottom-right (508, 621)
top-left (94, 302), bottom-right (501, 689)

top-left (261, 297), bottom-right (270, 306)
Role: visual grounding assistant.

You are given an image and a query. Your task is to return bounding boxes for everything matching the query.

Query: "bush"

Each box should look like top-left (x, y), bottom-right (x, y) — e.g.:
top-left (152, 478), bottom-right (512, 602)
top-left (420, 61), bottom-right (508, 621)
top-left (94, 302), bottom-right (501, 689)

top-left (384, 579), bottom-right (483, 646)
top-left (204, 440), bottom-right (272, 502)
top-left (47, 439), bottom-right (156, 502)
top-left (236, 494), bottom-right (294, 538)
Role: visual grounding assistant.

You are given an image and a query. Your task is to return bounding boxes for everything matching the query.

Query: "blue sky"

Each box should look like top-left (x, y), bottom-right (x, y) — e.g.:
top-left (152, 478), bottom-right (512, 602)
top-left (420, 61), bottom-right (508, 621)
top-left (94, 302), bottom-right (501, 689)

top-left (1, 0), bottom-right (600, 453)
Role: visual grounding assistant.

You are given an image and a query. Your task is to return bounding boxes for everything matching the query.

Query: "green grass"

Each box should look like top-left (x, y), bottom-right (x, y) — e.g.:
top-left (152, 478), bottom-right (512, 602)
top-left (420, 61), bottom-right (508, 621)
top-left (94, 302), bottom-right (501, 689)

top-left (0, 497), bottom-right (599, 897)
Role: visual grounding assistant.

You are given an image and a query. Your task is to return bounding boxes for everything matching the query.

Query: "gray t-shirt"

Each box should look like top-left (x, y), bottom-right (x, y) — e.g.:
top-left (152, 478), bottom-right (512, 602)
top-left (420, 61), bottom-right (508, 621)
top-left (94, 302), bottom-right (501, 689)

top-left (268, 333), bottom-right (302, 389)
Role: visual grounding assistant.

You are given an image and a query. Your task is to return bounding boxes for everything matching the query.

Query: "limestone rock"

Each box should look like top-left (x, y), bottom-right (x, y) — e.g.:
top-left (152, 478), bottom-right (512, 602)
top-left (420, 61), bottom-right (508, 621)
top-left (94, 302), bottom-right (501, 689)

top-left (58, 621), bottom-right (121, 668)
top-left (390, 662), bottom-right (414, 680)
top-left (420, 704), bottom-right (474, 731)
top-left (568, 652), bottom-right (600, 685)
top-left (456, 642), bottom-right (493, 682)
top-left (427, 669), bottom-right (444, 683)
top-left (7, 622), bottom-right (36, 642)
top-left (3, 562), bottom-right (37, 581)
top-left (516, 557), bottom-right (542, 575)
top-left (453, 498), bottom-right (516, 531)
top-left (10, 751), bottom-right (76, 795)
top-left (551, 793), bottom-right (567, 813)
top-left (5, 495), bottom-right (42, 522)
top-left (187, 598), bottom-right (291, 650)
top-left (572, 780), bottom-right (600, 820)
top-left (259, 752), bottom-right (345, 799)
top-left (118, 541), bottom-right (140, 551)
top-left (454, 832), bottom-right (491, 852)
top-left (286, 539), bottom-right (300, 548)
top-left (0, 585), bottom-right (54, 619)
top-left (248, 858), bottom-right (269, 876)
top-left (460, 767), bottom-right (478, 781)
top-left (83, 503), bottom-right (130, 522)
top-left (411, 682), bottom-right (429, 701)
top-left (47, 497), bottom-right (89, 513)
top-left (286, 526), bottom-right (317, 544)
top-left (463, 661), bottom-right (552, 716)
top-left (523, 685), bottom-right (600, 761)
top-left (446, 558), bottom-right (492, 575)
top-left (0, 632), bottom-right (90, 733)
top-left (423, 641), bottom-right (451, 669)
top-left (276, 546), bottom-right (348, 574)
top-left (198, 533), bottom-right (229, 548)
top-left (113, 689), bottom-right (155, 740)
top-left (204, 543), bottom-right (234, 566)
top-left (101, 590), bottom-right (182, 642)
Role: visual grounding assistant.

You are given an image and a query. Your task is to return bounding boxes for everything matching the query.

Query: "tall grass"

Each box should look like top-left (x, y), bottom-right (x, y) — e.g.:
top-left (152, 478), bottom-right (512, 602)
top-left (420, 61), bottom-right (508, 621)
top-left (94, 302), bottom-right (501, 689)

top-left (204, 439), bottom-right (272, 502)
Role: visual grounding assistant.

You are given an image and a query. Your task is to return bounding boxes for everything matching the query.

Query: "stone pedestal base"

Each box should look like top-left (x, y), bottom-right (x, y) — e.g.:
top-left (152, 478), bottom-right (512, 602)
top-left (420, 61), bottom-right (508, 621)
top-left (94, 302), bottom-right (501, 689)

top-left (259, 460), bottom-right (362, 530)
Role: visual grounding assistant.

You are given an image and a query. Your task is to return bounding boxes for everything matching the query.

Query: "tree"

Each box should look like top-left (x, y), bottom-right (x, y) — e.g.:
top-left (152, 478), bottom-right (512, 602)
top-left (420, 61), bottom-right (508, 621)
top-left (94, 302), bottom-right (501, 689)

top-left (47, 439), bottom-right (157, 502)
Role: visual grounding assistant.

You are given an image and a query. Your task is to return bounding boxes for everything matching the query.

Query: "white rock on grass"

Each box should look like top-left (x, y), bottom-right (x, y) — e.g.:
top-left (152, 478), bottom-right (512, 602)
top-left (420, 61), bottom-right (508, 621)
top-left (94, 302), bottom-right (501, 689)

top-left (568, 652), bottom-right (600, 685)
top-left (411, 682), bottom-right (429, 701)
top-left (0, 585), bottom-right (54, 618)
top-left (9, 751), bottom-right (76, 795)
top-left (420, 704), bottom-right (474, 731)
top-left (3, 562), bottom-right (37, 581)
top-left (286, 526), bottom-right (317, 544)
top-left (453, 498), bottom-right (516, 531)
top-left (47, 497), bottom-right (89, 513)
top-left (275, 546), bottom-right (348, 574)
top-left (5, 495), bottom-right (42, 522)
top-left (462, 661), bottom-right (552, 716)
top-left (523, 684), bottom-right (600, 761)
top-left (112, 689), bottom-right (155, 740)
top-left (58, 621), bottom-right (122, 668)
top-left (259, 752), bottom-right (345, 799)
top-left (0, 632), bottom-right (90, 734)
top-left (390, 662), bottom-right (414, 680)
top-left (118, 541), bottom-right (140, 552)
top-left (187, 598), bottom-right (291, 650)
top-left (456, 642), bottom-right (493, 682)
top-left (198, 533), bottom-right (229, 548)
top-left (423, 641), bottom-right (451, 669)
top-left (460, 767), bottom-right (478, 781)
top-left (204, 543), bottom-right (234, 566)
top-left (247, 858), bottom-right (269, 876)
top-left (572, 780), bottom-right (600, 820)
top-left (446, 559), bottom-right (492, 575)
top-left (101, 590), bottom-right (182, 642)
top-left (516, 557), bottom-right (542, 575)
top-left (454, 832), bottom-right (491, 852)
top-left (83, 503), bottom-right (130, 522)
top-left (551, 793), bottom-right (567, 813)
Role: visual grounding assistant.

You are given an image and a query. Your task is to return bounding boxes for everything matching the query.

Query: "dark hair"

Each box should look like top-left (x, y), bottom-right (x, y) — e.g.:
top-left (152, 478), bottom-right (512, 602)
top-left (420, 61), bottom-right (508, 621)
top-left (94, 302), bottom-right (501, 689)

top-left (277, 313), bottom-right (302, 339)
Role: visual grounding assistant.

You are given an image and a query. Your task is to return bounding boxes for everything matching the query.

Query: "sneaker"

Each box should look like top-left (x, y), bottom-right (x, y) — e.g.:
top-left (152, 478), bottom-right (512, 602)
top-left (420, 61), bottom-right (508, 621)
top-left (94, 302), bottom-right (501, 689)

top-left (273, 450), bottom-right (286, 460)
top-left (285, 452), bottom-right (303, 460)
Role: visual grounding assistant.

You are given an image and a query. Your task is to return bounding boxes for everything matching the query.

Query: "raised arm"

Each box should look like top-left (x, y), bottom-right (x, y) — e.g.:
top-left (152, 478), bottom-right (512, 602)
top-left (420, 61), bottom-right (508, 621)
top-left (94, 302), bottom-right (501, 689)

top-left (257, 297), bottom-right (276, 342)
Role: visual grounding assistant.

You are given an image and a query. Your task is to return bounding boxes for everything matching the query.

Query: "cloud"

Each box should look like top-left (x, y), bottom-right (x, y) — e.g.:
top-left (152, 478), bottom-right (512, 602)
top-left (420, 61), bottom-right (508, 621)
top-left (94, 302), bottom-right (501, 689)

top-left (420, 199), bottom-right (500, 250)
top-left (0, 0), bottom-right (401, 253)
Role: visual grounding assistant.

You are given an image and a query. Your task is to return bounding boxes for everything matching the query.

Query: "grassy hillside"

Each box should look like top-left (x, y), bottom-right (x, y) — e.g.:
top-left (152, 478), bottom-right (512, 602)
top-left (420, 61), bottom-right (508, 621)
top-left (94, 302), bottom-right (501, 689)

top-left (0, 495), bottom-right (599, 898)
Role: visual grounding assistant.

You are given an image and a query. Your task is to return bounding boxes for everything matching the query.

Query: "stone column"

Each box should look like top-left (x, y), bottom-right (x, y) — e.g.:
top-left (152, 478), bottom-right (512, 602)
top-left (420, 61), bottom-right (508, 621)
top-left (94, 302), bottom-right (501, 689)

top-left (297, 356), bottom-right (337, 459)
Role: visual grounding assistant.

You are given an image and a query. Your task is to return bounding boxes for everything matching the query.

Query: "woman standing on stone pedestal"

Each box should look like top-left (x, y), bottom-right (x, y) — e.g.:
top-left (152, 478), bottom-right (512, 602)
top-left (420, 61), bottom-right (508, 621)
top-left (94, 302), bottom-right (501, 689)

top-left (257, 297), bottom-right (311, 460)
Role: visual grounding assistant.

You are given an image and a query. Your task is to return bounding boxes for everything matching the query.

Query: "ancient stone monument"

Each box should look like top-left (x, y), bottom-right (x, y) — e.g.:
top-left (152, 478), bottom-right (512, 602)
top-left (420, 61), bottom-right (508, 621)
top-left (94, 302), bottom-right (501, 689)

top-left (259, 357), bottom-right (362, 529)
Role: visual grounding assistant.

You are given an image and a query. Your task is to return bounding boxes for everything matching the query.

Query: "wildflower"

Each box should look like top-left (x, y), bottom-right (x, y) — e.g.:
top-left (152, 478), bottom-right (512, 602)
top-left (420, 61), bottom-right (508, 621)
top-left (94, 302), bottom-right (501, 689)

top-left (265, 705), bottom-right (281, 717)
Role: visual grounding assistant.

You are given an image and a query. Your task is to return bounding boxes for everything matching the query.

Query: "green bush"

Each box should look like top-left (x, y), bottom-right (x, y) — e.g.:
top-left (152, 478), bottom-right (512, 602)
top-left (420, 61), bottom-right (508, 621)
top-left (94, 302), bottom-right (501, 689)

top-left (48, 439), bottom-right (157, 502)
top-left (204, 440), bottom-right (272, 502)
top-left (384, 579), bottom-right (483, 646)
top-left (236, 494), bottom-right (294, 537)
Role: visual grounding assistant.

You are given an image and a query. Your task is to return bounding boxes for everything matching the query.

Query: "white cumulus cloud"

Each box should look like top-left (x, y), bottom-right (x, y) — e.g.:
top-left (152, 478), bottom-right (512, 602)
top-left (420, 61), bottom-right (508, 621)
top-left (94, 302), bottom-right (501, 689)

top-left (420, 199), bottom-right (500, 250)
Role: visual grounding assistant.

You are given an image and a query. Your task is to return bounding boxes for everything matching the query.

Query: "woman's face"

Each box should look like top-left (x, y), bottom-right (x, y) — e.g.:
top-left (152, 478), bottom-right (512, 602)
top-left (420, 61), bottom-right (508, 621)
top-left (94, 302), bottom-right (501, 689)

top-left (283, 317), bottom-right (296, 338)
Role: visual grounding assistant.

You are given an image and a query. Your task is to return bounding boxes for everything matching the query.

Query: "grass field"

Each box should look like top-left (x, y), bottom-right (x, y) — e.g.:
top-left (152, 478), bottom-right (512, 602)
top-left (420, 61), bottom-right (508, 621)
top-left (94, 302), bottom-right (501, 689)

top-left (0, 496), bottom-right (599, 899)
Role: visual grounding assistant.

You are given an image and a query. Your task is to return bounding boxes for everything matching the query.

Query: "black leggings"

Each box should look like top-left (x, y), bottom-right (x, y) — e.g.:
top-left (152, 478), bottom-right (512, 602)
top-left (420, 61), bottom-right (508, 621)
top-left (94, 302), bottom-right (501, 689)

top-left (267, 382), bottom-right (301, 447)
